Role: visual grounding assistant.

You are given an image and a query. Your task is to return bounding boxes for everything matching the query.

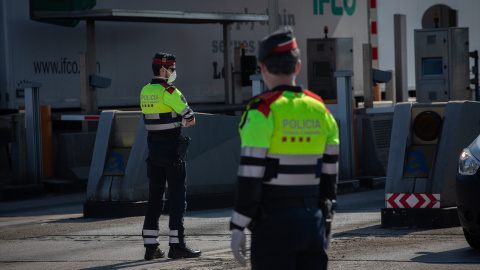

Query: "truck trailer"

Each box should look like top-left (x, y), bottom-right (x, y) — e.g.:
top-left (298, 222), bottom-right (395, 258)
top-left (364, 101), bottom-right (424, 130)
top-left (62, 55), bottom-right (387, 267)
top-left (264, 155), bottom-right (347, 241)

top-left (2, 0), bottom-right (478, 111)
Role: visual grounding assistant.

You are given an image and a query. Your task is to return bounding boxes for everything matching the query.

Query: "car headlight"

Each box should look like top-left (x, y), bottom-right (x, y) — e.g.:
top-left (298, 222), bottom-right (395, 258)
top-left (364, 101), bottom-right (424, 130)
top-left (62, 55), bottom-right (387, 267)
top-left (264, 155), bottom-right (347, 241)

top-left (458, 148), bottom-right (480, 175)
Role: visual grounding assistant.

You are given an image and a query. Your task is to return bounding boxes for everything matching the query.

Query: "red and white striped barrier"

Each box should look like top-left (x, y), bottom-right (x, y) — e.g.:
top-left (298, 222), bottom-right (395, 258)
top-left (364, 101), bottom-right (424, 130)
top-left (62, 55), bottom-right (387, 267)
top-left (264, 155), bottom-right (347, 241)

top-left (60, 115), bottom-right (100, 121)
top-left (370, 0), bottom-right (379, 68)
top-left (385, 193), bottom-right (440, 208)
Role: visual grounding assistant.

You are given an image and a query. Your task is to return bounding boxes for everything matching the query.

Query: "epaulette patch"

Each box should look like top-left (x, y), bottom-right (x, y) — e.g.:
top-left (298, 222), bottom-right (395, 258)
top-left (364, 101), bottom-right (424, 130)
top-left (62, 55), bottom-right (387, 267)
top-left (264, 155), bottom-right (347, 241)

top-left (250, 90), bottom-right (284, 118)
top-left (304, 90), bottom-right (331, 114)
top-left (161, 82), bottom-right (176, 94)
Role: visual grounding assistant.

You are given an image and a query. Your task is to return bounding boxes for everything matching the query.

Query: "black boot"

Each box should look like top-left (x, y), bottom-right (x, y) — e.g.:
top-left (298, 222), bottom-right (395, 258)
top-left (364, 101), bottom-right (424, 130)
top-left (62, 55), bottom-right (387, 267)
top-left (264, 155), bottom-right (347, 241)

top-left (168, 245), bottom-right (202, 259)
top-left (144, 247), bottom-right (165, 260)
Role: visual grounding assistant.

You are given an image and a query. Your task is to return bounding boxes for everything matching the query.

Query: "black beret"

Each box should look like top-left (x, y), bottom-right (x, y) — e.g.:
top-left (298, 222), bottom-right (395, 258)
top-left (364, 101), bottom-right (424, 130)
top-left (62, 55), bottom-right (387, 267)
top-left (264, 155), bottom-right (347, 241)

top-left (152, 52), bottom-right (176, 66)
top-left (258, 26), bottom-right (298, 62)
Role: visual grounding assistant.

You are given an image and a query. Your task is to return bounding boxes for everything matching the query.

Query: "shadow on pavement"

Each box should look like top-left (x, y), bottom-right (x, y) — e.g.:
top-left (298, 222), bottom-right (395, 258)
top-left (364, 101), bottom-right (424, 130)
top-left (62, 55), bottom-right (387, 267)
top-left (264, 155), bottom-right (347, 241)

top-left (412, 247), bottom-right (480, 264)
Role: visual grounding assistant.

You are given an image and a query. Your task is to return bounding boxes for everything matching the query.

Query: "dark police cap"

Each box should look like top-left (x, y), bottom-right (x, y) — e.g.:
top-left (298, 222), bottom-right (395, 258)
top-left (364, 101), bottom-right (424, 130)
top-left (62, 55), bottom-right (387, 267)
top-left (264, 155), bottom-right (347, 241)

top-left (258, 26), bottom-right (298, 62)
top-left (152, 52), bottom-right (176, 66)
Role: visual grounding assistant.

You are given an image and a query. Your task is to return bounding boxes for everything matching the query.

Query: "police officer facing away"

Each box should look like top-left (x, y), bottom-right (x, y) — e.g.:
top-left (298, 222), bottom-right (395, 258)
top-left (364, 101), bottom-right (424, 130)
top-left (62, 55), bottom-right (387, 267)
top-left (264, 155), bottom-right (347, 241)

top-left (229, 27), bottom-right (340, 269)
top-left (140, 52), bottom-right (201, 260)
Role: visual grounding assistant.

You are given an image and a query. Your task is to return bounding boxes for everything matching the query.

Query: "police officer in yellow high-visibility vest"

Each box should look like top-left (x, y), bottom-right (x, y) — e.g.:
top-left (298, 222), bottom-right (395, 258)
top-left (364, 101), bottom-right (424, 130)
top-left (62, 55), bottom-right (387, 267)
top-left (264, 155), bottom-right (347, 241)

top-left (140, 52), bottom-right (201, 260)
top-left (229, 27), bottom-right (340, 269)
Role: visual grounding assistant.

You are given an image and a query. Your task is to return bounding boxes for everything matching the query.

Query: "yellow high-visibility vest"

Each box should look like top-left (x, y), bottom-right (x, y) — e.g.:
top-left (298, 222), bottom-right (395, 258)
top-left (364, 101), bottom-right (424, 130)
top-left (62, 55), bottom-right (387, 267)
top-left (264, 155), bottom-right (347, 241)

top-left (140, 81), bottom-right (191, 131)
top-left (238, 86), bottom-right (339, 185)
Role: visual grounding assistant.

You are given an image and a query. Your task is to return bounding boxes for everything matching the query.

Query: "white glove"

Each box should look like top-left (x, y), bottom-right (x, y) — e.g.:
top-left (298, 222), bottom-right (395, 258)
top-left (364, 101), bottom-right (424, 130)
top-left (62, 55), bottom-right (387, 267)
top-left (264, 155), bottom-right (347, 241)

top-left (230, 229), bottom-right (247, 267)
top-left (326, 230), bottom-right (332, 249)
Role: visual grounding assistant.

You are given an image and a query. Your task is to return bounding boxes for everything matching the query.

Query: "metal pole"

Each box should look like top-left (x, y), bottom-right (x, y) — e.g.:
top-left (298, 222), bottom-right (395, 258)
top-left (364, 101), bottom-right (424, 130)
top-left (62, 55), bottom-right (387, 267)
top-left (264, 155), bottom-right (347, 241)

top-left (268, 0), bottom-right (279, 33)
top-left (233, 47), bottom-right (242, 105)
top-left (366, 0), bottom-right (371, 45)
top-left (223, 23), bottom-right (232, 104)
top-left (363, 0), bottom-right (373, 108)
top-left (363, 44), bottom-right (373, 108)
top-left (86, 20), bottom-right (98, 115)
top-left (394, 14), bottom-right (408, 103)
top-left (79, 20), bottom-right (98, 132)
top-left (472, 50), bottom-right (479, 101)
top-left (22, 82), bottom-right (43, 186)
top-left (335, 70), bottom-right (355, 180)
top-left (79, 51), bottom-right (88, 132)
top-left (385, 69), bottom-right (395, 103)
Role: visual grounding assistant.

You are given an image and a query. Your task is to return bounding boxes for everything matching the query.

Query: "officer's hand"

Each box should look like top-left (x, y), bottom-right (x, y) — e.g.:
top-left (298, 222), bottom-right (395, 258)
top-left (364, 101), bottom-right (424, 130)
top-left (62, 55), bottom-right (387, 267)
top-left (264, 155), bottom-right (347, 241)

top-left (320, 198), bottom-right (332, 219)
top-left (230, 229), bottom-right (247, 266)
top-left (320, 198), bottom-right (333, 237)
top-left (325, 219), bottom-right (332, 237)
top-left (321, 199), bottom-right (336, 249)
top-left (183, 118), bottom-right (196, 127)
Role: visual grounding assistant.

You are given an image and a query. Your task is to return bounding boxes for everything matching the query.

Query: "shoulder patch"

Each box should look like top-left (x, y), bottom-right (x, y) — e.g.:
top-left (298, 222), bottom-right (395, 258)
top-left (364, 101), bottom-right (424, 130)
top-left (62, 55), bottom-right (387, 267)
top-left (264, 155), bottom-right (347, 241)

top-left (304, 90), bottom-right (324, 102)
top-left (304, 90), bottom-right (331, 114)
top-left (257, 90), bottom-right (284, 102)
top-left (248, 91), bottom-right (284, 118)
top-left (160, 82), bottom-right (176, 94)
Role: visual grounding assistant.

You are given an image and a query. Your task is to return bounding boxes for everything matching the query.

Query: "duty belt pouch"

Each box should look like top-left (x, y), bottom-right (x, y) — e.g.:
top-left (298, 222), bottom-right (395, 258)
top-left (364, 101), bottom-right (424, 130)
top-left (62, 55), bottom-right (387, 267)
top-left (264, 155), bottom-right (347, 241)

top-left (176, 135), bottom-right (191, 158)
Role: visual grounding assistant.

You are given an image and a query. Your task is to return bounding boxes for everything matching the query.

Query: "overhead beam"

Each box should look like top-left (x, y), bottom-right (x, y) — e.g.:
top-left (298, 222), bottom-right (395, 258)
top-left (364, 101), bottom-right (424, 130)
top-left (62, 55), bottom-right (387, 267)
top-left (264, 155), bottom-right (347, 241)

top-left (32, 9), bottom-right (268, 24)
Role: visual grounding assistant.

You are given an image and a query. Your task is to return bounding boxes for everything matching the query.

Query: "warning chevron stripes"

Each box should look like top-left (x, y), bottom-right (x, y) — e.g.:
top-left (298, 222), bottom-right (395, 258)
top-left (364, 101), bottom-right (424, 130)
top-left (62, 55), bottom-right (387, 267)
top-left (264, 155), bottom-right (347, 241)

top-left (385, 193), bottom-right (440, 208)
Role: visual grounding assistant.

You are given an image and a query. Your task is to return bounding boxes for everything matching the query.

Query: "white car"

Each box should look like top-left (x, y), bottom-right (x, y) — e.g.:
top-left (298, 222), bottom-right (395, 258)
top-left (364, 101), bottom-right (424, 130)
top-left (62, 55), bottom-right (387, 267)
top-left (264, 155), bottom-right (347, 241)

top-left (456, 134), bottom-right (480, 248)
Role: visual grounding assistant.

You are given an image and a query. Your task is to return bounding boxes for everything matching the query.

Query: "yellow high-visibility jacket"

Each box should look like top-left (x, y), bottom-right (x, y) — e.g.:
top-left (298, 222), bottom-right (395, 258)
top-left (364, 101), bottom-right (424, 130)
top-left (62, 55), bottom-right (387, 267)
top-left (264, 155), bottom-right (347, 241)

top-left (231, 85), bottom-right (339, 230)
top-left (140, 78), bottom-right (194, 132)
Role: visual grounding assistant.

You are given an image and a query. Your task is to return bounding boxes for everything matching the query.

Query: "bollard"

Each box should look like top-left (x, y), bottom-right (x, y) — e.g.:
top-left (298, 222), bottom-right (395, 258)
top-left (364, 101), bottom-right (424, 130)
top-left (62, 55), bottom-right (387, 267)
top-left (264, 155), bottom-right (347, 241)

top-left (21, 82), bottom-right (43, 186)
top-left (334, 70), bottom-right (355, 180)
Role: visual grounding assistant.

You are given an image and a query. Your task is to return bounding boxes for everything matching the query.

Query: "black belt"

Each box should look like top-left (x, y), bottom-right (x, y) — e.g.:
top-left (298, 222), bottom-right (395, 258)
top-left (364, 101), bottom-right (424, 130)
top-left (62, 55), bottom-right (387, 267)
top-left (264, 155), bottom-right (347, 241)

top-left (262, 197), bottom-right (319, 212)
top-left (148, 132), bottom-right (178, 142)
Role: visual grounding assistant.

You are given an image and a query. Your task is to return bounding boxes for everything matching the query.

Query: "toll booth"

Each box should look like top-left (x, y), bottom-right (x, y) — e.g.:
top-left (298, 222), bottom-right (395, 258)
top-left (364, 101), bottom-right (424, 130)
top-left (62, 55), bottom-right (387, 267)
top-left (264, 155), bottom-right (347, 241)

top-left (382, 24), bottom-right (477, 228)
top-left (382, 101), bottom-right (480, 228)
top-left (414, 27), bottom-right (471, 102)
top-left (84, 111), bottom-right (241, 218)
top-left (307, 37), bottom-right (353, 100)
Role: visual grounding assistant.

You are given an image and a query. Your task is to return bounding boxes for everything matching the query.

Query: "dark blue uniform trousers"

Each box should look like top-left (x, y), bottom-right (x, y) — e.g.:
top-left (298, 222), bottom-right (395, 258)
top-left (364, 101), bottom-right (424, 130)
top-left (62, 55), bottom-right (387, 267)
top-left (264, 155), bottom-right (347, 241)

top-left (250, 207), bottom-right (328, 270)
top-left (143, 140), bottom-right (187, 247)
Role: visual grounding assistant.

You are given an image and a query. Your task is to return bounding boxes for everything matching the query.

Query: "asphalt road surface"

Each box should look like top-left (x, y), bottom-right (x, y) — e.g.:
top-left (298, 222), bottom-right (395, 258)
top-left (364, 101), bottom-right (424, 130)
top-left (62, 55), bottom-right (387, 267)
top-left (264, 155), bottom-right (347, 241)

top-left (1, 188), bottom-right (479, 269)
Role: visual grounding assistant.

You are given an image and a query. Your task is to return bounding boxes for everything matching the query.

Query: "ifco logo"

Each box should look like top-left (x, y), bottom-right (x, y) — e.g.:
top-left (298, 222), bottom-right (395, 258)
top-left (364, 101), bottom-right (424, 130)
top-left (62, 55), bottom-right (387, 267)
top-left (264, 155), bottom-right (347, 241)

top-left (313, 0), bottom-right (356, 16)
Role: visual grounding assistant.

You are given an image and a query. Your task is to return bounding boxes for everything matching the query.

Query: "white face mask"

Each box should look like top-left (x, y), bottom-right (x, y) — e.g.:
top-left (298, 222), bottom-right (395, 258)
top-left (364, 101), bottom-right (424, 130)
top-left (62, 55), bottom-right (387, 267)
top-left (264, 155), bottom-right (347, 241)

top-left (167, 70), bottom-right (177, 83)
top-left (163, 66), bottom-right (177, 83)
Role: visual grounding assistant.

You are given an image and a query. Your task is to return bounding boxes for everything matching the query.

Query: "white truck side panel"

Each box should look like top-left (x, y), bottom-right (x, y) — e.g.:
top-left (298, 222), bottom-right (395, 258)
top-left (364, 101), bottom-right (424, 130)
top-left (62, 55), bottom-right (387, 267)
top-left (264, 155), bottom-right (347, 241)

top-left (0, 0), bottom-right (370, 109)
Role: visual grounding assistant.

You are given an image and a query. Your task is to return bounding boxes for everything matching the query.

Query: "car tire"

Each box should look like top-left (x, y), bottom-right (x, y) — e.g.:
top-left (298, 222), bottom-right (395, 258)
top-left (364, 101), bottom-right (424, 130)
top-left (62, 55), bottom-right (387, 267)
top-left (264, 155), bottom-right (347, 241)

top-left (463, 228), bottom-right (480, 249)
